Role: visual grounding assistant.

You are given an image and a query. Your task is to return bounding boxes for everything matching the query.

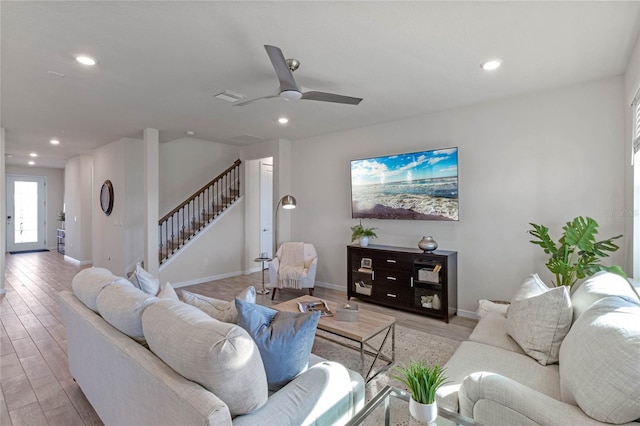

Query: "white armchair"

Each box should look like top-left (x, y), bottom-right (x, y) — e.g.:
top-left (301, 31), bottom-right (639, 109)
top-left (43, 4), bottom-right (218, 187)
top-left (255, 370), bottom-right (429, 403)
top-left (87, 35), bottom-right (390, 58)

top-left (269, 243), bottom-right (318, 300)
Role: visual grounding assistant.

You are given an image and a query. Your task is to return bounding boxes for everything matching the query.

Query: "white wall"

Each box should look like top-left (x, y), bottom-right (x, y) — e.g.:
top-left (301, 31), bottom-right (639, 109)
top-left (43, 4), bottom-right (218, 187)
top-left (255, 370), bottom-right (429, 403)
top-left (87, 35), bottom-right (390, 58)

top-left (64, 155), bottom-right (93, 263)
top-left (159, 198), bottom-right (245, 287)
top-left (624, 31), bottom-right (640, 278)
top-left (291, 76), bottom-right (627, 316)
top-left (159, 137), bottom-right (240, 216)
top-left (5, 164), bottom-right (64, 251)
top-left (1, 129), bottom-right (5, 293)
top-left (92, 137), bottom-right (144, 274)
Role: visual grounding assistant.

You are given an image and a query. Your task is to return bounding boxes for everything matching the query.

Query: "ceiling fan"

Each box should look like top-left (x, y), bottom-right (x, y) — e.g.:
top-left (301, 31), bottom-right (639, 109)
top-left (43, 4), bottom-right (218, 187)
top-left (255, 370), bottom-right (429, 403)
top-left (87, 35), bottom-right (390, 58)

top-left (233, 45), bottom-right (363, 107)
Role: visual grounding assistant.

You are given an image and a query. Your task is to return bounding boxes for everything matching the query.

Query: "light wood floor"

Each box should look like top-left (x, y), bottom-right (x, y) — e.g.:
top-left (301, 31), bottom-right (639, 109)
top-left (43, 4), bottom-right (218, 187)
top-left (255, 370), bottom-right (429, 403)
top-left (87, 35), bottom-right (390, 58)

top-left (1, 251), bottom-right (476, 426)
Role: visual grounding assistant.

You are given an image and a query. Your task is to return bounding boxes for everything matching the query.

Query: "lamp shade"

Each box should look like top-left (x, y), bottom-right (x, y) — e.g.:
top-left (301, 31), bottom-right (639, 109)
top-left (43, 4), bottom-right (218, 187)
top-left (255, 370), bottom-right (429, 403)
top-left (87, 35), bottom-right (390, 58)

top-left (281, 195), bottom-right (297, 209)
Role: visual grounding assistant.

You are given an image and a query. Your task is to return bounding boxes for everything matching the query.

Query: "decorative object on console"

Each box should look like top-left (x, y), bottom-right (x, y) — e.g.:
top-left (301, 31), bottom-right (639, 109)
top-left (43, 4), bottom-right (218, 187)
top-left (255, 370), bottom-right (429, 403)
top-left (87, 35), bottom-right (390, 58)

top-left (57, 210), bottom-right (65, 229)
top-left (273, 194), bottom-right (296, 255)
top-left (391, 360), bottom-right (450, 423)
top-left (432, 293), bottom-right (441, 310)
top-left (418, 235), bottom-right (438, 252)
top-left (528, 216), bottom-right (625, 288)
top-left (421, 295), bottom-right (433, 308)
top-left (350, 147), bottom-right (458, 221)
top-left (350, 219), bottom-right (377, 247)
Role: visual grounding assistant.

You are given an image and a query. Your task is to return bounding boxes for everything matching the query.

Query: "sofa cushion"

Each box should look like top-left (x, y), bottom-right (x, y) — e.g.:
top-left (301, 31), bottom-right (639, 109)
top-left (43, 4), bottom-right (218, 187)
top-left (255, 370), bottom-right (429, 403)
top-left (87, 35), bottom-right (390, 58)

top-left (72, 267), bottom-right (130, 312)
top-left (235, 298), bottom-right (320, 391)
top-left (570, 271), bottom-right (640, 324)
top-left (181, 286), bottom-right (256, 323)
top-left (507, 274), bottom-right (572, 365)
top-left (559, 296), bottom-right (640, 424)
top-left (96, 283), bottom-right (158, 342)
top-left (437, 341), bottom-right (561, 413)
top-left (468, 311), bottom-right (525, 355)
top-left (142, 299), bottom-right (268, 416)
top-left (129, 262), bottom-right (160, 295)
top-left (157, 282), bottom-right (179, 301)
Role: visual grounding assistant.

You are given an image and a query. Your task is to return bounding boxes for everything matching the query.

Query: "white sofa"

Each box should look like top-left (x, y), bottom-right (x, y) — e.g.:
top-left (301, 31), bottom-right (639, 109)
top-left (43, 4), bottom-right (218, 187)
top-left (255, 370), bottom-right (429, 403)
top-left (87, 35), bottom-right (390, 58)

top-left (437, 272), bottom-right (640, 425)
top-left (59, 267), bottom-right (364, 426)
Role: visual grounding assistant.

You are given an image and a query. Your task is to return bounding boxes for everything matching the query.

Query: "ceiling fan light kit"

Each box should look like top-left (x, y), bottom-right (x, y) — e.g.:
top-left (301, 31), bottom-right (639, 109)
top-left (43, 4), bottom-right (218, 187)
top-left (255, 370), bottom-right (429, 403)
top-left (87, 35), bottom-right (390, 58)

top-left (233, 44), bottom-right (362, 107)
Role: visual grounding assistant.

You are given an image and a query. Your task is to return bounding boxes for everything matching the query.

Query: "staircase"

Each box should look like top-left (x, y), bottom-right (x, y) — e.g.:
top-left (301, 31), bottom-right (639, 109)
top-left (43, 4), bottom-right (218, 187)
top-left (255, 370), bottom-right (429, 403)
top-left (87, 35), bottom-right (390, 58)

top-left (158, 159), bottom-right (241, 264)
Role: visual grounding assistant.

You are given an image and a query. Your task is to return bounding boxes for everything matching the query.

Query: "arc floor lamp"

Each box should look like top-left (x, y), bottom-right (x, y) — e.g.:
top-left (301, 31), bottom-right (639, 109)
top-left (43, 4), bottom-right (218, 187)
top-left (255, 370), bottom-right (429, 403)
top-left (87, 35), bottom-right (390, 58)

top-left (273, 194), bottom-right (296, 255)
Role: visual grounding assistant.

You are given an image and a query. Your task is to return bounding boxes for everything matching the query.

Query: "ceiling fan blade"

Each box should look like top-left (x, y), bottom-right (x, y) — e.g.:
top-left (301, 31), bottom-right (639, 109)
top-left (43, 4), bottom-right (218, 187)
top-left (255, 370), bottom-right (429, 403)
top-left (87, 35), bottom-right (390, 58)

top-left (233, 91), bottom-right (280, 107)
top-left (301, 90), bottom-right (363, 105)
top-left (264, 45), bottom-right (299, 93)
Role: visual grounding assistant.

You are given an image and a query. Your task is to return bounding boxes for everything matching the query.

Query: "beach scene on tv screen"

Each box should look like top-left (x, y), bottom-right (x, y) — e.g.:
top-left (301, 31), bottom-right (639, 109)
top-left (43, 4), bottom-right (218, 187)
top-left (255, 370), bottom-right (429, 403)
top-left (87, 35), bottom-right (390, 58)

top-left (351, 147), bottom-right (458, 221)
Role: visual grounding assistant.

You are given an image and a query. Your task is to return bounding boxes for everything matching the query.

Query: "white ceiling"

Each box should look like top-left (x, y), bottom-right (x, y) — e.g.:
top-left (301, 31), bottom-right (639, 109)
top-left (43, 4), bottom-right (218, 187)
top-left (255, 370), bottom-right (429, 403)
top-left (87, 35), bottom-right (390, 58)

top-left (2, 1), bottom-right (640, 168)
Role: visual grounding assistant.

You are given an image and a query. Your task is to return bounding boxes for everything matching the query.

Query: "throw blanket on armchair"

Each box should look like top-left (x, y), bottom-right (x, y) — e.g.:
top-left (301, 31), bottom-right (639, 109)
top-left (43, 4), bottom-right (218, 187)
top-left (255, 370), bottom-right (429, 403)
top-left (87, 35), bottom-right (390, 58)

top-left (278, 242), bottom-right (305, 289)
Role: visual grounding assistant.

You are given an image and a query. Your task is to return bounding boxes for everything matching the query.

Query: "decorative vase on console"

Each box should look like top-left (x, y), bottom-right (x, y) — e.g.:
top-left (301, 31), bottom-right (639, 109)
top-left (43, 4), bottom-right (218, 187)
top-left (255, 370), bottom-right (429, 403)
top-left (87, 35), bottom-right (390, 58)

top-left (418, 236), bottom-right (437, 252)
top-left (432, 294), bottom-right (441, 310)
top-left (360, 236), bottom-right (369, 247)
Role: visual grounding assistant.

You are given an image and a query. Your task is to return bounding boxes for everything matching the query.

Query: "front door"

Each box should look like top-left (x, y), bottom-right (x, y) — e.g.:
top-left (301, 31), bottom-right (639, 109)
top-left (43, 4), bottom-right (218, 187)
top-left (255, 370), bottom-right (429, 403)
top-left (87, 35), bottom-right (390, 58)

top-left (6, 175), bottom-right (47, 252)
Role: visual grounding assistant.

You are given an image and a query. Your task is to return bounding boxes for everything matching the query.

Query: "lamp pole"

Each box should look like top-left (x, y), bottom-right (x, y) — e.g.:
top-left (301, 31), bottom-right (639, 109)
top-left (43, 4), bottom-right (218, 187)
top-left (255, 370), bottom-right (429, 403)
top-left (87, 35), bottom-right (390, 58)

top-left (273, 195), bottom-right (296, 256)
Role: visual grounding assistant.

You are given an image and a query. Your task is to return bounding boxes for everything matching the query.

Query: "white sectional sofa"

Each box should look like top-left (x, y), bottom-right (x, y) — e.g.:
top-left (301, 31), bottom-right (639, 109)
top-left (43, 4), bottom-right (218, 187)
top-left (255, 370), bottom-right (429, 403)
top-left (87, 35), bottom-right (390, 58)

top-left (437, 272), bottom-right (640, 426)
top-left (59, 267), bottom-right (364, 426)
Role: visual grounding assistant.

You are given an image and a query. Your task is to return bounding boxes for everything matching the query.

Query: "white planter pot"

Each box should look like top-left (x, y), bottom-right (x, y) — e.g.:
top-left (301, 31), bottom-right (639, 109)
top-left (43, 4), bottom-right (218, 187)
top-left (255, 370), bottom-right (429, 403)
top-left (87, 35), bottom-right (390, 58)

top-left (409, 398), bottom-right (438, 423)
top-left (360, 236), bottom-right (369, 247)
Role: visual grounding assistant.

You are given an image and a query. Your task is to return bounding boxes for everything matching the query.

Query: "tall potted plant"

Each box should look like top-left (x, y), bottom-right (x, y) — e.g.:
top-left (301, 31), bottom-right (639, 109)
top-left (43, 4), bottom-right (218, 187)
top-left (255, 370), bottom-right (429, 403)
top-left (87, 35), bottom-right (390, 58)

top-left (350, 220), bottom-right (377, 247)
top-left (528, 216), bottom-right (625, 288)
top-left (391, 360), bottom-right (449, 423)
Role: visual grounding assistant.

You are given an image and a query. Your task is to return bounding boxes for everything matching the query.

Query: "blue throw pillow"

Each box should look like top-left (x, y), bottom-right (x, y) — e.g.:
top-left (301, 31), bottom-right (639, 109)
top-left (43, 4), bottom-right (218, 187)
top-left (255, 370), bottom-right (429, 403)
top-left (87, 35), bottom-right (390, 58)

top-left (235, 298), bottom-right (320, 391)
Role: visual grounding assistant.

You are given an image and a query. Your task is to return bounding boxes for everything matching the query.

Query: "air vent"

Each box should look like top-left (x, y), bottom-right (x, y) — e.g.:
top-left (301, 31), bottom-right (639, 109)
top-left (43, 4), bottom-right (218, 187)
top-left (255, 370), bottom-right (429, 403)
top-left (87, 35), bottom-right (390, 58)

top-left (214, 90), bottom-right (246, 103)
top-left (226, 134), bottom-right (264, 145)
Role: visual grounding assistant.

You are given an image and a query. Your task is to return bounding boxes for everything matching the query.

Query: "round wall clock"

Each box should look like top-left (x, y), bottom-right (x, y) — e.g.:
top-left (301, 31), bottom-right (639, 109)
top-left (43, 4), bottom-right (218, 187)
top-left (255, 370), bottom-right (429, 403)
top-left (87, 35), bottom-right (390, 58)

top-left (100, 180), bottom-right (114, 216)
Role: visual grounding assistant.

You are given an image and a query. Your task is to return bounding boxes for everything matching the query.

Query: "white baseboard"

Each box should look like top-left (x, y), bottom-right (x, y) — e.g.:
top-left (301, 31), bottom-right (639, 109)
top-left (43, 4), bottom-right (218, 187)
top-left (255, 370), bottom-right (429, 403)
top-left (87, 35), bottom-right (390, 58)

top-left (64, 255), bottom-right (92, 266)
top-left (456, 308), bottom-right (478, 319)
top-left (171, 270), bottom-right (244, 289)
top-left (314, 281), bottom-right (347, 292)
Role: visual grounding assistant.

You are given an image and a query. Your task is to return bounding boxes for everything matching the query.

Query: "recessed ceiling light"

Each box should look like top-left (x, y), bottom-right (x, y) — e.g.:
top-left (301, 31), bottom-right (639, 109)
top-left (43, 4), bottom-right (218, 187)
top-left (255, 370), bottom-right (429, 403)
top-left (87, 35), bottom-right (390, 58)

top-left (278, 117), bottom-right (289, 125)
top-left (480, 59), bottom-right (502, 71)
top-left (28, 161), bottom-right (35, 166)
top-left (185, 131), bottom-right (195, 136)
top-left (5, 154), bottom-right (13, 158)
top-left (50, 139), bottom-right (60, 145)
top-left (30, 152), bottom-right (38, 157)
top-left (76, 55), bottom-right (96, 66)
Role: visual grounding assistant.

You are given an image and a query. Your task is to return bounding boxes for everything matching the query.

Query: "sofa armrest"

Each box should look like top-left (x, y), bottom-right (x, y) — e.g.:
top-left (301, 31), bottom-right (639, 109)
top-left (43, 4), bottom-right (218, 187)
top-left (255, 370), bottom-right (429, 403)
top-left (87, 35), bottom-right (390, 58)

top-left (233, 361), bottom-right (361, 426)
top-left (459, 372), bottom-right (640, 426)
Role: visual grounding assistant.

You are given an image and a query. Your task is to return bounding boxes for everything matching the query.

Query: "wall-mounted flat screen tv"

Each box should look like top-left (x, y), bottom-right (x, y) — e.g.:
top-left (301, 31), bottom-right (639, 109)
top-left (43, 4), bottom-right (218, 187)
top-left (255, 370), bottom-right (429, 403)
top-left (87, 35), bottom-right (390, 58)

top-left (350, 147), bottom-right (458, 221)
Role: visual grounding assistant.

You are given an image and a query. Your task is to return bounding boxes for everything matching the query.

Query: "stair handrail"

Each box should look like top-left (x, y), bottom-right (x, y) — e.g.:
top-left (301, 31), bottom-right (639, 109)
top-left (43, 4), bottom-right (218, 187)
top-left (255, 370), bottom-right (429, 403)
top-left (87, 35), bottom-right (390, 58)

top-left (159, 159), bottom-right (241, 224)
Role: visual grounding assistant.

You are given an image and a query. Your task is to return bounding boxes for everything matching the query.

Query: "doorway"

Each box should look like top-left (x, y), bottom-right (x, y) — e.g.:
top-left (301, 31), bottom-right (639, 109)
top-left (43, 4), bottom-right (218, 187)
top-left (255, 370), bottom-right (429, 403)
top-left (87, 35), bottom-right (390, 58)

top-left (259, 160), bottom-right (273, 258)
top-left (6, 175), bottom-right (47, 252)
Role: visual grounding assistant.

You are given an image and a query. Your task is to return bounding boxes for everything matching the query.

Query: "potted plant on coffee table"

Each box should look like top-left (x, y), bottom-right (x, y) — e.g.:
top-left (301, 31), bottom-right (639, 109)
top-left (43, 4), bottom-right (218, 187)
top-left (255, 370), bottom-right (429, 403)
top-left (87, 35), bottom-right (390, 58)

top-left (350, 220), bottom-right (377, 247)
top-left (391, 360), bottom-right (449, 423)
top-left (528, 216), bottom-right (626, 288)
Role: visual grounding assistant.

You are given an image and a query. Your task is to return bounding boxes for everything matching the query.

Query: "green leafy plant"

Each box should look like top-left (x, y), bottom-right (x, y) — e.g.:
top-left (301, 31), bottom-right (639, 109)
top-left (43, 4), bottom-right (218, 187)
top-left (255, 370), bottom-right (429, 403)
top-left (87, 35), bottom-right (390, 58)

top-left (391, 360), bottom-right (449, 404)
top-left (350, 220), bottom-right (378, 242)
top-left (528, 216), bottom-right (625, 288)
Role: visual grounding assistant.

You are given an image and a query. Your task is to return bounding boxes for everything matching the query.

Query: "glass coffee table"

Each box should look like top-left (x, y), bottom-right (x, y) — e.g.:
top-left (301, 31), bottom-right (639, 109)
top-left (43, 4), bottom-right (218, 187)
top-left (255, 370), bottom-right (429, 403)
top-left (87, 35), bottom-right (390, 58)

top-left (346, 385), bottom-right (482, 425)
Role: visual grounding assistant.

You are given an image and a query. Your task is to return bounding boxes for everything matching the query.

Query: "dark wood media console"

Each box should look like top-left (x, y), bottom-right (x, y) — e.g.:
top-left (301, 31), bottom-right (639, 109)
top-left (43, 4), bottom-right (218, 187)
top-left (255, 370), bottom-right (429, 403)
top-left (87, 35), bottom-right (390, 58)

top-left (347, 244), bottom-right (458, 323)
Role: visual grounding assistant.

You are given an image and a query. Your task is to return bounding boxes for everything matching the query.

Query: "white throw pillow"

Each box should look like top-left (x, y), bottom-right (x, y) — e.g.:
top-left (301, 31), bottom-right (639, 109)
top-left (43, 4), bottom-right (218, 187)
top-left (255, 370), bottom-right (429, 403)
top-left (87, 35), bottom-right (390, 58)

top-left (157, 282), bottom-right (179, 301)
top-left (142, 299), bottom-right (268, 416)
top-left (477, 299), bottom-right (509, 318)
top-left (507, 274), bottom-right (573, 365)
top-left (71, 267), bottom-right (130, 312)
top-left (181, 286), bottom-right (256, 323)
top-left (129, 262), bottom-right (160, 295)
top-left (559, 296), bottom-right (640, 424)
top-left (570, 271), bottom-right (640, 324)
top-left (96, 283), bottom-right (158, 342)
